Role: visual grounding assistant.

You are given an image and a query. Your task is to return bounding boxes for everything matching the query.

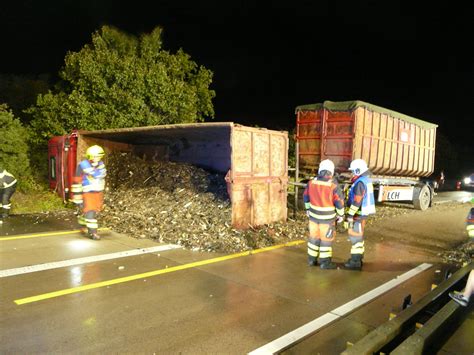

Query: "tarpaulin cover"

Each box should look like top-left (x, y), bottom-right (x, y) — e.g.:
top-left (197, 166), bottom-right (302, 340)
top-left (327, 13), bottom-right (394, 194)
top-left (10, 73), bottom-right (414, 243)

top-left (295, 100), bottom-right (438, 129)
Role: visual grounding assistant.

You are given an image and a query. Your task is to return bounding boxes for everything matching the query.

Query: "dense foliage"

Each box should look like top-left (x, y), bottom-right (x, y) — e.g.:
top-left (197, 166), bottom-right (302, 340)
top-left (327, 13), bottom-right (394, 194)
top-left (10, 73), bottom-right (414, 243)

top-left (0, 104), bottom-right (31, 185)
top-left (27, 25), bottom-right (215, 147)
top-left (0, 74), bottom-right (49, 124)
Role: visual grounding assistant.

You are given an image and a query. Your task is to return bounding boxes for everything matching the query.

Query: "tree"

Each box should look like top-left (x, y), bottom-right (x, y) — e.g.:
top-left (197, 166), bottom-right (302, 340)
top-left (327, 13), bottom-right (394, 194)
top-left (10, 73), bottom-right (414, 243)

top-left (0, 104), bottom-right (31, 186)
top-left (27, 25), bottom-right (215, 147)
top-left (0, 74), bottom-right (50, 125)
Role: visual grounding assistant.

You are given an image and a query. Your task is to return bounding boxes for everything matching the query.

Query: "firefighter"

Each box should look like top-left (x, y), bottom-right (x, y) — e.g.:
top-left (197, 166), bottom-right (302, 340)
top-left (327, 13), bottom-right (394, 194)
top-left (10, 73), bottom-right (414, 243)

top-left (303, 159), bottom-right (345, 269)
top-left (71, 145), bottom-right (107, 240)
top-left (466, 198), bottom-right (474, 239)
top-left (0, 168), bottom-right (17, 221)
top-left (344, 159), bottom-right (376, 270)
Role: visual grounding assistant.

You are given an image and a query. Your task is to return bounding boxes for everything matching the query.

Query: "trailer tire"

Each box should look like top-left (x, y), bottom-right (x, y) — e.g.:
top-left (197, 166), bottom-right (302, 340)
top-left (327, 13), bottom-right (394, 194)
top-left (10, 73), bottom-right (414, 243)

top-left (413, 184), bottom-right (431, 211)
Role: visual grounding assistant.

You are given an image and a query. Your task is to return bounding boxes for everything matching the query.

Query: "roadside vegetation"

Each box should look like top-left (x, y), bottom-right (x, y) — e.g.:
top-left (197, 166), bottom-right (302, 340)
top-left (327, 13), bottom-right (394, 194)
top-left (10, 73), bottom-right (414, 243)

top-left (11, 191), bottom-right (66, 214)
top-left (0, 104), bottom-right (30, 181)
top-left (0, 25), bottom-right (216, 214)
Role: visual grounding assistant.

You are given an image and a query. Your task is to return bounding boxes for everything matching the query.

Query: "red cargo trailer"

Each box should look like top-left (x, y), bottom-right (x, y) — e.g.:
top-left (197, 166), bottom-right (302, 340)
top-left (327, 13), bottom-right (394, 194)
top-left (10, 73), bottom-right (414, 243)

top-left (48, 123), bottom-right (288, 228)
top-left (295, 100), bottom-right (438, 210)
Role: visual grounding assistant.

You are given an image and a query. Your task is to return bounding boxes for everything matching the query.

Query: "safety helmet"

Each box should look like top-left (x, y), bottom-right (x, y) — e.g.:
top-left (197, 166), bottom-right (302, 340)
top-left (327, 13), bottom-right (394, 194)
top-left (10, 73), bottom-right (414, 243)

top-left (318, 159), bottom-right (335, 175)
top-left (349, 159), bottom-right (368, 176)
top-left (86, 145), bottom-right (105, 160)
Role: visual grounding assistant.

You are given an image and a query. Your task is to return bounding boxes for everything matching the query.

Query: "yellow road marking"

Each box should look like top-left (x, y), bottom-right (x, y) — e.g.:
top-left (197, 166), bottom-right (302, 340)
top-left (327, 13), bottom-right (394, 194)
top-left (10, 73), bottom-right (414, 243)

top-left (14, 240), bottom-right (305, 305)
top-left (1, 228), bottom-right (110, 241)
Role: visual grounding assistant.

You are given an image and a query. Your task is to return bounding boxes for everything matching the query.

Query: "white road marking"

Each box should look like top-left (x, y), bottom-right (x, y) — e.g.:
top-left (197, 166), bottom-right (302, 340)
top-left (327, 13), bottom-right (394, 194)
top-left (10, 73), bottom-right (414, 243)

top-left (0, 244), bottom-right (181, 277)
top-left (249, 263), bottom-right (433, 355)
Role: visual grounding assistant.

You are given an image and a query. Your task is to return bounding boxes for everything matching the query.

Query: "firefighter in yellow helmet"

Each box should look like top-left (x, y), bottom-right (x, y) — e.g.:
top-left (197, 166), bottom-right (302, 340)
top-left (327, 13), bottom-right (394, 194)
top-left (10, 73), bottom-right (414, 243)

top-left (71, 145), bottom-right (107, 240)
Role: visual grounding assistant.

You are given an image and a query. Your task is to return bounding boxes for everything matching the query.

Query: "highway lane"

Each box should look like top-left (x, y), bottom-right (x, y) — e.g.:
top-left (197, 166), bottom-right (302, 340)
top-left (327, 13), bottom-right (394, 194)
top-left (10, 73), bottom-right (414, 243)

top-left (0, 228), bottom-right (447, 354)
top-left (0, 191), bottom-right (472, 353)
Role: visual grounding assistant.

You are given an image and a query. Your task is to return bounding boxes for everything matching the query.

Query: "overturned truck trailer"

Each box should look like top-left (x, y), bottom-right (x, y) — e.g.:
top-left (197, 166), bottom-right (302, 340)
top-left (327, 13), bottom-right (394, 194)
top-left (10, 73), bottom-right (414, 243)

top-left (295, 100), bottom-right (438, 210)
top-left (48, 122), bottom-right (288, 228)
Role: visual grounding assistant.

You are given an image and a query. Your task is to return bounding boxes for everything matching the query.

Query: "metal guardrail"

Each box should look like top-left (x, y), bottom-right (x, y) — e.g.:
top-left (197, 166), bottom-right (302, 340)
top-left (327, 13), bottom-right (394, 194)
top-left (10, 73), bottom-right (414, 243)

top-left (341, 263), bottom-right (473, 355)
top-left (391, 300), bottom-right (461, 354)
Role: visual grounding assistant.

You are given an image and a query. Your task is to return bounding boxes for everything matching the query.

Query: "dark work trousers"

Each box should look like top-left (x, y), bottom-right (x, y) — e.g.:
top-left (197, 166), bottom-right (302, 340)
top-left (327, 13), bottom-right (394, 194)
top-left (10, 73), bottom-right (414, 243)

top-left (1, 183), bottom-right (17, 217)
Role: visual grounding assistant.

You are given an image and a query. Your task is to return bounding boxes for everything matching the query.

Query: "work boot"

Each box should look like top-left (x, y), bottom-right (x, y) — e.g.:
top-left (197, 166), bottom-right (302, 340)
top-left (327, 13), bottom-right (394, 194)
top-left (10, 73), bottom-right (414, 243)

top-left (90, 233), bottom-right (101, 240)
top-left (344, 254), bottom-right (362, 270)
top-left (319, 258), bottom-right (337, 269)
top-left (308, 255), bottom-right (318, 267)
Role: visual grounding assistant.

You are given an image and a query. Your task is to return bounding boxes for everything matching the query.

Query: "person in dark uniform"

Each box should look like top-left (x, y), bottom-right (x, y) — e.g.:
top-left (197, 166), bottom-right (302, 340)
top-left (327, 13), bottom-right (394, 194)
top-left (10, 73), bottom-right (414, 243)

top-left (0, 168), bottom-right (17, 222)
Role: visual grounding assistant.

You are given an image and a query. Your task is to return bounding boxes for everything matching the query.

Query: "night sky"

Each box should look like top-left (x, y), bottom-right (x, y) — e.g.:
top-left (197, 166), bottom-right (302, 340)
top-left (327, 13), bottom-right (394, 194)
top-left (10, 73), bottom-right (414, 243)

top-left (1, 1), bottom-right (473, 172)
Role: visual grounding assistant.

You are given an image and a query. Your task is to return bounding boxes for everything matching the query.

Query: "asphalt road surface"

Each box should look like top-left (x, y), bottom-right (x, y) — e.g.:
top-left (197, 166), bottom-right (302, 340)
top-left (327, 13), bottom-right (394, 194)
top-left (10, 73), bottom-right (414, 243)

top-left (1, 190), bottom-right (473, 354)
top-left (434, 190), bottom-right (473, 204)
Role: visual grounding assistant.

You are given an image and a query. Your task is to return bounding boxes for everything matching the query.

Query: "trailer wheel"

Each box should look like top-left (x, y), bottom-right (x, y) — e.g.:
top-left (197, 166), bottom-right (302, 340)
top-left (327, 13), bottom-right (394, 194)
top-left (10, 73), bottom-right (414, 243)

top-left (413, 184), bottom-right (431, 211)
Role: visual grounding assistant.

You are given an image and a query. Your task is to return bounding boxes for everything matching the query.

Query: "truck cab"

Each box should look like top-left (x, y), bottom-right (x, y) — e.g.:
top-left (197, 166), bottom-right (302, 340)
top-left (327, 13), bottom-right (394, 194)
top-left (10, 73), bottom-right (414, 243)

top-left (48, 132), bottom-right (78, 202)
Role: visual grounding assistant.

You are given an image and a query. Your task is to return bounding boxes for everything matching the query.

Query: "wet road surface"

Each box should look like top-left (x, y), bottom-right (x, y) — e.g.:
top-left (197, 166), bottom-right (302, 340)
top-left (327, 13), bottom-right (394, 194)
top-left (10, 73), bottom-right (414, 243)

top-left (434, 190), bottom-right (473, 204)
top-left (1, 192), bottom-right (473, 354)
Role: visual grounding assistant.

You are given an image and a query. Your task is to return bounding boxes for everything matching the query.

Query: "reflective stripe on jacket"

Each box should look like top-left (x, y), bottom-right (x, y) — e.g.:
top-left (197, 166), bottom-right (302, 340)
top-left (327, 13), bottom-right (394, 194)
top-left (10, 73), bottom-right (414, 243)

top-left (348, 174), bottom-right (376, 217)
top-left (303, 176), bottom-right (344, 222)
top-left (76, 159), bottom-right (106, 192)
top-left (0, 170), bottom-right (17, 189)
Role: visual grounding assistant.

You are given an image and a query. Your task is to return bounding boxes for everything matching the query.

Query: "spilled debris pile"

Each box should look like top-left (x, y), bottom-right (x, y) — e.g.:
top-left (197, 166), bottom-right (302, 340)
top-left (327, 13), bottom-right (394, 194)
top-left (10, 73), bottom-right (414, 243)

top-left (439, 240), bottom-right (474, 266)
top-left (98, 152), bottom-right (474, 264)
top-left (101, 152), bottom-right (306, 253)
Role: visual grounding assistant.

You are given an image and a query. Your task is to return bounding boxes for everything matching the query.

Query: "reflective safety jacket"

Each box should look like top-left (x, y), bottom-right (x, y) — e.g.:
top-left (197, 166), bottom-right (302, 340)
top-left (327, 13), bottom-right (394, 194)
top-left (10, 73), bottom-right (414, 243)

top-left (0, 169), bottom-right (17, 189)
top-left (347, 173), bottom-right (376, 218)
top-left (73, 159), bottom-right (107, 194)
top-left (304, 175), bottom-right (344, 223)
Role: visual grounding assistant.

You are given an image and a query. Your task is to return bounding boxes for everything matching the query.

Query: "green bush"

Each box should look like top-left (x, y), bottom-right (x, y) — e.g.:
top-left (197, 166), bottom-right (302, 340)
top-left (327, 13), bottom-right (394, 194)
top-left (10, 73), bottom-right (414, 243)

top-left (27, 25), bottom-right (215, 148)
top-left (0, 104), bottom-right (32, 190)
top-left (11, 190), bottom-right (67, 214)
